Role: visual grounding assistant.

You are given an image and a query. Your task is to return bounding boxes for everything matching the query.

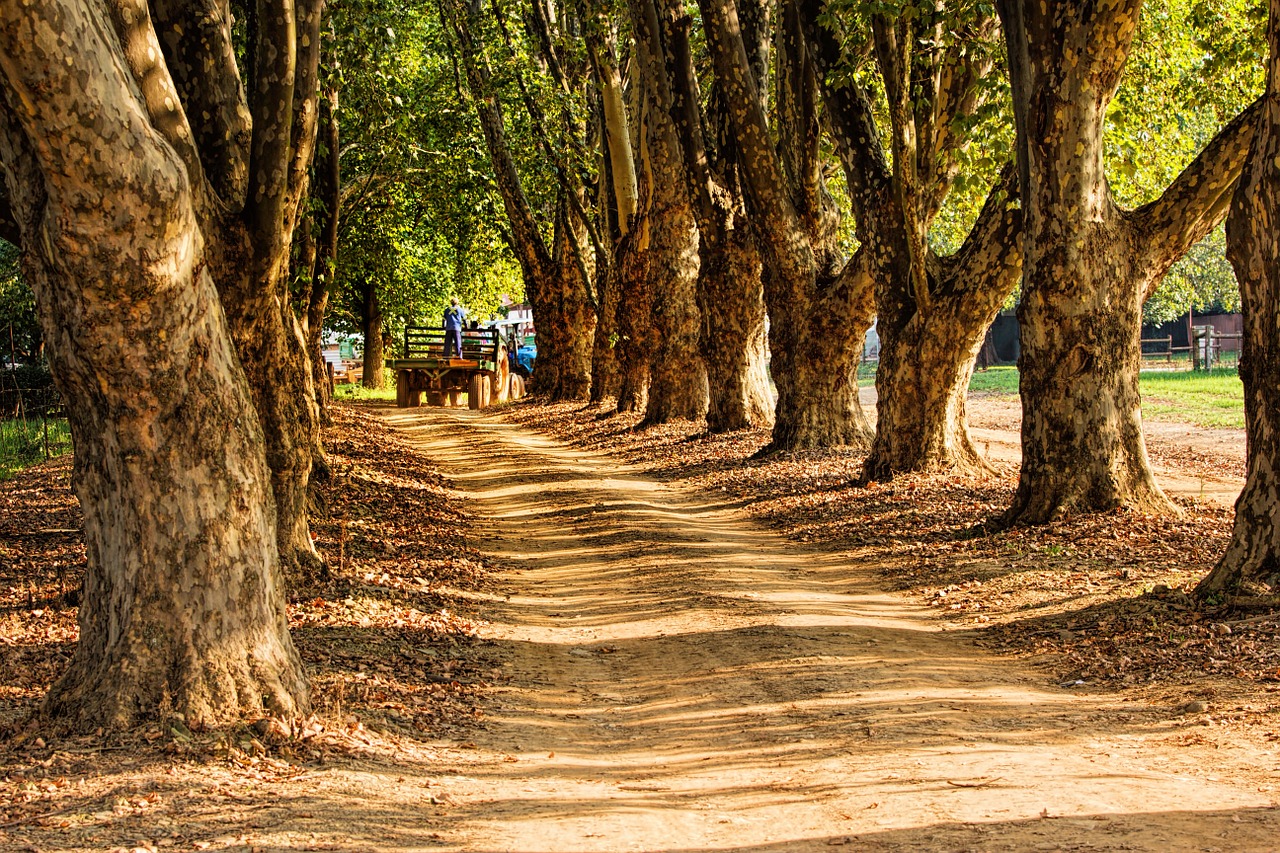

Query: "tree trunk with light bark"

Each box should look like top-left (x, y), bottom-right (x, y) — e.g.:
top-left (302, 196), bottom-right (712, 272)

top-left (630, 0), bottom-right (707, 426)
top-left (667, 0), bottom-right (772, 433)
top-left (0, 0), bottom-right (307, 730)
top-left (700, 0), bottom-right (875, 451)
top-left (304, 87), bottom-right (340, 421)
top-left (1198, 2), bottom-right (1280, 596)
top-left (997, 0), bottom-right (1261, 524)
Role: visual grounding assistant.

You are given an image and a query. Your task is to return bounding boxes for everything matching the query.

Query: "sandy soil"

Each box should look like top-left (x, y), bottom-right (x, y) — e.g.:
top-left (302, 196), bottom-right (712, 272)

top-left (376, 407), bottom-right (1278, 853)
top-left (859, 388), bottom-right (1247, 507)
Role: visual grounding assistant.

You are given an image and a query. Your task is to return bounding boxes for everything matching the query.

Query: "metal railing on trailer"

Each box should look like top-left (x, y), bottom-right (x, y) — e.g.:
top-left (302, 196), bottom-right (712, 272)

top-left (403, 326), bottom-right (501, 362)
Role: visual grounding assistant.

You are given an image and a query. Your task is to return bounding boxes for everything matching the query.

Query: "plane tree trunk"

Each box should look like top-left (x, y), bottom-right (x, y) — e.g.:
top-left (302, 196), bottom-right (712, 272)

top-left (631, 0), bottom-right (708, 425)
top-left (304, 87), bottom-right (340, 422)
top-left (997, 0), bottom-right (1261, 524)
top-left (667, 0), bottom-right (773, 433)
top-left (0, 0), bottom-right (307, 730)
top-left (359, 280), bottom-right (384, 389)
top-left (700, 0), bottom-right (875, 452)
top-left (1198, 2), bottom-right (1280, 596)
top-left (613, 226), bottom-right (653, 412)
top-left (154, 0), bottom-right (326, 576)
top-left (862, 172), bottom-right (1022, 480)
top-left (795, 2), bottom-right (1023, 480)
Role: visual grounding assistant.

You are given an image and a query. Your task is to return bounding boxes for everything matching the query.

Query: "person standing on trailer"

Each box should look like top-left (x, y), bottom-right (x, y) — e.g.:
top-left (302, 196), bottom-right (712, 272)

top-left (443, 297), bottom-right (467, 358)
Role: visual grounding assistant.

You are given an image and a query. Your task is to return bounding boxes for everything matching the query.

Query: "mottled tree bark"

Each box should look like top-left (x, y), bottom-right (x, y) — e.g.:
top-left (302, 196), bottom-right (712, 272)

top-left (701, 0), bottom-right (875, 451)
top-left (590, 257), bottom-right (622, 402)
top-left (697, 226), bottom-right (773, 432)
top-left (613, 225), bottom-right (653, 412)
top-left (798, 1), bottom-right (1021, 480)
top-left (997, 0), bottom-right (1260, 524)
top-left (861, 172), bottom-right (1022, 480)
top-left (0, 0), bottom-right (307, 729)
top-left (1198, 1), bottom-right (1280, 595)
top-left (631, 0), bottom-right (708, 426)
top-left (668, 0), bottom-right (773, 433)
top-left (150, 0), bottom-right (325, 574)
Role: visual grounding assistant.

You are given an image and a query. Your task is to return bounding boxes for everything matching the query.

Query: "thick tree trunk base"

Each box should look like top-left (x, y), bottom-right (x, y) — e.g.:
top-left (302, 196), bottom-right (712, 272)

top-left (699, 229), bottom-right (773, 434)
top-left (860, 315), bottom-right (994, 482)
top-left (44, 623), bottom-right (307, 732)
top-left (996, 472), bottom-right (1176, 528)
top-left (764, 302), bottom-right (874, 454)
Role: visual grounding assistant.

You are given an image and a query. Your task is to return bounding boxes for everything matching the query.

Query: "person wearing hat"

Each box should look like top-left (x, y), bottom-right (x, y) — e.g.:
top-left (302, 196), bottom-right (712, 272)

top-left (443, 296), bottom-right (467, 358)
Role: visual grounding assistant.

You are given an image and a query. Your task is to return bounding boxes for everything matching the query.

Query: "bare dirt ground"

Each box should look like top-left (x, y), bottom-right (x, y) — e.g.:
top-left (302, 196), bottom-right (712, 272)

top-left (958, 391), bottom-right (1246, 506)
top-left (3, 398), bottom-right (1278, 852)
top-left (386, 405), bottom-right (1279, 852)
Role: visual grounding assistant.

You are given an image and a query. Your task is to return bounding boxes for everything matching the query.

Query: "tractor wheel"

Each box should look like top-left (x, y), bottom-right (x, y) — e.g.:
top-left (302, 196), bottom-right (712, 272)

top-left (468, 373), bottom-right (492, 410)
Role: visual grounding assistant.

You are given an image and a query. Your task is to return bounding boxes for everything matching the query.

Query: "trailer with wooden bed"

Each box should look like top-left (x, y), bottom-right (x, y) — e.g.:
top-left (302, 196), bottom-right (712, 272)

top-left (387, 325), bottom-right (525, 409)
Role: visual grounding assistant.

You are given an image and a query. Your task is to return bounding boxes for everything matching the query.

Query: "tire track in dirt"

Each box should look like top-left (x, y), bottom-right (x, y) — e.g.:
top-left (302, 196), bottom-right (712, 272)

top-left (382, 406), bottom-right (1279, 853)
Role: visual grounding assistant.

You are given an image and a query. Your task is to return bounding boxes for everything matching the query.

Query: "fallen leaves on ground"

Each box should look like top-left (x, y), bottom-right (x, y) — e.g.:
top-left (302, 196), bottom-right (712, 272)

top-left (0, 403), bottom-right (496, 849)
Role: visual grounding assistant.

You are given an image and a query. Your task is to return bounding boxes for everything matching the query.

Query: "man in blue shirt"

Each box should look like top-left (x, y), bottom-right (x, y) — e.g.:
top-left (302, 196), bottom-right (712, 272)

top-left (443, 297), bottom-right (467, 358)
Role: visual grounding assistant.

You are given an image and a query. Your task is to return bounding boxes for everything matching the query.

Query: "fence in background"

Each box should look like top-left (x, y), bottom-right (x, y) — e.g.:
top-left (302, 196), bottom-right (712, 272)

top-left (0, 370), bottom-right (72, 478)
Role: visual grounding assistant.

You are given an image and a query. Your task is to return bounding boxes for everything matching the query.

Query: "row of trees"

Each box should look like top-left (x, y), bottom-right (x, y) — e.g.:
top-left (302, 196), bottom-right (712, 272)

top-left (450, 0), bottom-right (1268, 536)
top-left (0, 0), bottom-right (1274, 730)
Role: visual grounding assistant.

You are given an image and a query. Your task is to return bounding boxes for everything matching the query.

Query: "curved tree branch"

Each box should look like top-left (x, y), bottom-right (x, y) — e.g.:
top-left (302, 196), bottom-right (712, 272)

top-left (106, 0), bottom-right (208, 210)
top-left (150, 0), bottom-right (251, 208)
top-left (698, 0), bottom-right (810, 274)
top-left (1130, 96), bottom-right (1264, 294)
top-left (284, 0), bottom-right (325, 231)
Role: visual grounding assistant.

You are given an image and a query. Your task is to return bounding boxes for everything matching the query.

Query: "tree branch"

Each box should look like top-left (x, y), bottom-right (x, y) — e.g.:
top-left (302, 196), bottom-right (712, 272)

top-left (245, 0), bottom-right (297, 254)
top-left (150, 0), bottom-right (251, 208)
top-left (698, 0), bottom-right (809, 272)
top-left (1130, 96), bottom-right (1265, 293)
top-left (105, 0), bottom-right (208, 211)
top-left (666, 9), bottom-right (722, 240)
top-left (796, 0), bottom-right (890, 233)
top-left (284, 0), bottom-right (324, 230)
top-left (919, 14), bottom-right (999, 225)
top-left (938, 162), bottom-right (1021, 300)
top-left (491, 0), bottom-right (604, 265)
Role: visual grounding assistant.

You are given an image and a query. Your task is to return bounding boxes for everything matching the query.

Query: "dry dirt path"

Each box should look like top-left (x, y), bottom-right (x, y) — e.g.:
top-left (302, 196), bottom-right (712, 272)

top-left (858, 388), bottom-right (1247, 507)
top-left (383, 407), bottom-right (1278, 853)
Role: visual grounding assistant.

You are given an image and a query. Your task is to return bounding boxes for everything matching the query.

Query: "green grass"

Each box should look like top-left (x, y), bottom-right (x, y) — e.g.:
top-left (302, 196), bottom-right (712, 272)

top-left (0, 416), bottom-right (73, 480)
top-left (333, 383), bottom-right (396, 402)
top-left (960, 364), bottom-right (1243, 429)
top-left (1138, 367), bottom-right (1244, 429)
top-left (968, 365), bottom-right (1020, 395)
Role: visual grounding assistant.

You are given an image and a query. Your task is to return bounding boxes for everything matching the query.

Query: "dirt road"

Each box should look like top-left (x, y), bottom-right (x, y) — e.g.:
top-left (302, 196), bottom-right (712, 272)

top-left (383, 408), bottom-right (1278, 853)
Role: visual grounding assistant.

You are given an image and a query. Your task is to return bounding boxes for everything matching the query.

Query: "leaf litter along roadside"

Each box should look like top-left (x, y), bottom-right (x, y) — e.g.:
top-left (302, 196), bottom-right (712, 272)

top-left (0, 404), bottom-right (499, 850)
top-left (501, 399), bottom-right (1280, 737)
